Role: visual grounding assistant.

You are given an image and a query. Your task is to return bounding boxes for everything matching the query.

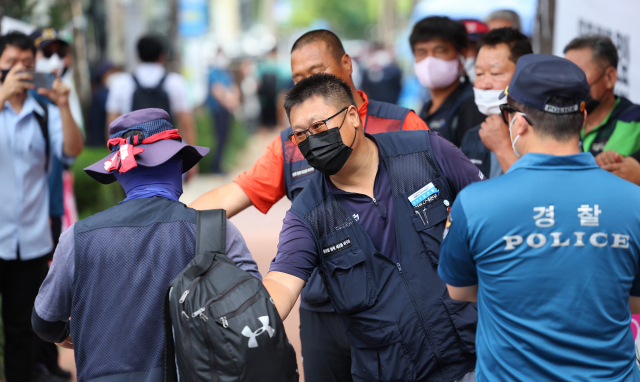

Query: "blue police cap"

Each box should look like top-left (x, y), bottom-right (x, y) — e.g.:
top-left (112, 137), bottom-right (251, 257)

top-left (500, 54), bottom-right (589, 114)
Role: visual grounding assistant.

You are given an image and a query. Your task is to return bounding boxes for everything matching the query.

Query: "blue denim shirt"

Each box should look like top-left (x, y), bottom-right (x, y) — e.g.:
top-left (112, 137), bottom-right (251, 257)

top-left (0, 93), bottom-right (72, 260)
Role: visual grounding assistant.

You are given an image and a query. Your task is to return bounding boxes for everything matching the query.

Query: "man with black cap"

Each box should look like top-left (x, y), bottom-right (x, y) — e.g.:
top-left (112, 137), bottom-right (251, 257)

top-left (32, 108), bottom-right (261, 382)
top-left (438, 54), bottom-right (640, 381)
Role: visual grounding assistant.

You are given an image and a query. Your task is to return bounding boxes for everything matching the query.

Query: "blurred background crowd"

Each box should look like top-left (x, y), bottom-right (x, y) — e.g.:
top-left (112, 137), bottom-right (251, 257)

top-left (0, 0), bottom-right (639, 381)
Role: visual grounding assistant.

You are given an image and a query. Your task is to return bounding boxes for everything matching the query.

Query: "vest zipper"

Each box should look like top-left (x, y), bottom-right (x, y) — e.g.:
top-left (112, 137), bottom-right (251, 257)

top-left (200, 317), bottom-right (219, 382)
top-left (192, 276), bottom-right (255, 321)
top-left (371, 197), bottom-right (385, 217)
top-left (396, 261), bottom-right (447, 380)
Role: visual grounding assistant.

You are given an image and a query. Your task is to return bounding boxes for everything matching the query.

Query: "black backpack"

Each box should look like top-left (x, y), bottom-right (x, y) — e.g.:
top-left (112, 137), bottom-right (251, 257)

top-left (131, 73), bottom-right (172, 117)
top-left (164, 209), bottom-right (299, 382)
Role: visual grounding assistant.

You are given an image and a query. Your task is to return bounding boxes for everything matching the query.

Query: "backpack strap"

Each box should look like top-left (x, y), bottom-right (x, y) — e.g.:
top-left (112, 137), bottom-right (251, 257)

top-left (34, 99), bottom-right (50, 172)
top-left (155, 73), bottom-right (169, 91)
top-left (184, 209), bottom-right (227, 279)
top-left (163, 287), bottom-right (178, 382)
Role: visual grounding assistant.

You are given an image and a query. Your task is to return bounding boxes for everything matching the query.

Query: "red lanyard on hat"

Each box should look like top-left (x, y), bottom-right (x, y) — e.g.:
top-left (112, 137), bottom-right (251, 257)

top-left (104, 129), bottom-right (182, 173)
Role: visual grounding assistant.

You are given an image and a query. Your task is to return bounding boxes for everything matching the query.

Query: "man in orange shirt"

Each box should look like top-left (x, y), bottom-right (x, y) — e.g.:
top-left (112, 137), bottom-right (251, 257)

top-left (190, 29), bottom-right (427, 382)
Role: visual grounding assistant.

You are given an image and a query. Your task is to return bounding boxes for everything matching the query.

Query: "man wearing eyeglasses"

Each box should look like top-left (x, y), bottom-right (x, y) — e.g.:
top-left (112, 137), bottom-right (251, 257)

top-left (262, 73), bottom-right (482, 382)
top-left (190, 29), bottom-right (428, 382)
top-left (438, 54), bottom-right (640, 381)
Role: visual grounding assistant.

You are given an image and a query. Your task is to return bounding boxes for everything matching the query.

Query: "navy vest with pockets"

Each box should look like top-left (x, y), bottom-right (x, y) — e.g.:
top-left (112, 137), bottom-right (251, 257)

top-left (72, 197), bottom-right (197, 382)
top-left (281, 99), bottom-right (411, 311)
top-left (290, 131), bottom-right (476, 381)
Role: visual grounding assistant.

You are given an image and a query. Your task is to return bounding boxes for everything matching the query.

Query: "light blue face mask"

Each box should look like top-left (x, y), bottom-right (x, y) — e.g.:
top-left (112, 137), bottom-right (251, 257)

top-left (509, 112), bottom-right (528, 158)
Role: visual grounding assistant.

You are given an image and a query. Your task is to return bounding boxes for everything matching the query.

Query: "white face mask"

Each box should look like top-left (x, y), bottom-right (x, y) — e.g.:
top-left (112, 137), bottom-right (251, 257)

top-left (463, 57), bottom-right (476, 83)
top-left (509, 112), bottom-right (528, 158)
top-left (35, 53), bottom-right (64, 77)
top-left (473, 88), bottom-right (505, 116)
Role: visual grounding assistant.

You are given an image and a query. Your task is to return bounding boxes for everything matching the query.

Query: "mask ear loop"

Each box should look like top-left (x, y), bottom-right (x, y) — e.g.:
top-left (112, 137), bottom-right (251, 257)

top-left (509, 112), bottom-right (528, 158)
top-left (338, 105), bottom-right (357, 149)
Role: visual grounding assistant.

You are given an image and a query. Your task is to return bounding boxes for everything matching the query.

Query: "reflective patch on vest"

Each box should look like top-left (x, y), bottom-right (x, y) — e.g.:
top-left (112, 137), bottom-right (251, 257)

top-left (292, 166), bottom-right (315, 179)
top-left (322, 237), bottom-right (352, 257)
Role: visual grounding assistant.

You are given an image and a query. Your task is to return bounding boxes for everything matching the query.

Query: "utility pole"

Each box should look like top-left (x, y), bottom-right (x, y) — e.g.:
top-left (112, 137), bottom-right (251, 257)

top-left (69, 0), bottom-right (92, 125)
top-left (378, 0), bottom-right (396, 47)
top-left (533, 0), bottom-right (556, 54)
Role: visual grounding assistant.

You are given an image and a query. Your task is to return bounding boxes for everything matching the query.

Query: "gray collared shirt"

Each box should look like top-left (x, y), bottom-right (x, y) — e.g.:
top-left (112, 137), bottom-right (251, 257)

top-left (0, 93), bottom-right (72, 261)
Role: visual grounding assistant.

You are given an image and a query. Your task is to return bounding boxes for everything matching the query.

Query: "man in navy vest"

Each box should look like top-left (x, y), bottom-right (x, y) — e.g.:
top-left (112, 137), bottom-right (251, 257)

top-left (190, 29), bottom-right (428, 382)
top-left (263, 73), bottom-right (482, 382)
top-left (32, 108), bottom-right (261, 382)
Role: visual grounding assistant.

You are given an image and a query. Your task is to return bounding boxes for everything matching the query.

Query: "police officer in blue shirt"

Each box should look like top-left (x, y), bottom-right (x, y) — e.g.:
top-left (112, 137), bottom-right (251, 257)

top-left (438, 54), bottom-right (640, 382)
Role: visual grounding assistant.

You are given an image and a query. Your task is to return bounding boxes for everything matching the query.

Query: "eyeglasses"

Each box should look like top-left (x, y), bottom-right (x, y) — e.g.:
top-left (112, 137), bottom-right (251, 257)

top-left (288, 106), bottom-right (349, 145)
top-left (499, 104), bottom-right (534, 126)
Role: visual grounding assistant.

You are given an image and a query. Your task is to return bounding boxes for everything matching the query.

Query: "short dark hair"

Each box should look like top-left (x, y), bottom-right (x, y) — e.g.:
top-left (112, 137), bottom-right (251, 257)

top-left (563, 35), bottom-right (618, 70)
top-left (478, 27), bottom-right (532, 63)
top-left (409, 16), bottom-right (468, 53)
top-left (137, 34), bottom-right (165, 63)
top-left (0, 31), bottom-right (36, 58)
top-left (291, 29), bottom-right (346, 63)
top-left (509, 96), bottom-right (584, 141)
top-left (284, 73), bottom-right (356, 120)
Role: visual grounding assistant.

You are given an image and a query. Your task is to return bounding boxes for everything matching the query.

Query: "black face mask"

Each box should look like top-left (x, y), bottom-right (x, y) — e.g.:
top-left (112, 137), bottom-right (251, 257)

top-left (584, 93), bottom-right (601, 114)
top-left (298, 113), bottom-right (356, 176)
top-left (584, 69), bottom-right (608, 114)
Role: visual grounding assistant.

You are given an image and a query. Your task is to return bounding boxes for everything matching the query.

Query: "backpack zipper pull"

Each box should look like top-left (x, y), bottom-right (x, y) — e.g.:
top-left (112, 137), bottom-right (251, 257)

top-left (179, 290), bottom-right (190, 303)
top-left (220, 316), bottom-right (228, 328)
top-left (181, 311), bottom-right (189, 321)
top-left (192, 308), bottom-right (205, 318)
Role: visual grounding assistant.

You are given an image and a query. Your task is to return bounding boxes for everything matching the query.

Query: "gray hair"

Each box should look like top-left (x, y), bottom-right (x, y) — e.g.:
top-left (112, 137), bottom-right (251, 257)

top-left (484, 10), bottom-right (521, 31)
top-left (563, 35), bottom-right (618, 70)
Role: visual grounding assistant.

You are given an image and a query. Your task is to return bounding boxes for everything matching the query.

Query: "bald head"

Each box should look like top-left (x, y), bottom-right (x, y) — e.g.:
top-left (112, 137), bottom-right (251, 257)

top-left (292, 29), bottom-right (346, 64)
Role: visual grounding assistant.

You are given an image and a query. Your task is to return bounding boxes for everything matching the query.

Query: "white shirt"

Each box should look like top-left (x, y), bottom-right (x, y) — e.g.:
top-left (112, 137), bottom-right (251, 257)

top-left (106, 62), bottom-right (191, 115)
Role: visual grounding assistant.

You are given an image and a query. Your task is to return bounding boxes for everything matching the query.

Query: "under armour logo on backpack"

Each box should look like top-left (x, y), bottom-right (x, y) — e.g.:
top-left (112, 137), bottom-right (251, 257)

top-left (241, 316), bottom-right (275, 348)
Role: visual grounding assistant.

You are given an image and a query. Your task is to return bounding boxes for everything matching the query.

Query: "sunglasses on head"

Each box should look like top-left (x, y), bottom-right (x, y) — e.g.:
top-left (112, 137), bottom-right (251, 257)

top-left (499, 104), bottom-right (534, 126)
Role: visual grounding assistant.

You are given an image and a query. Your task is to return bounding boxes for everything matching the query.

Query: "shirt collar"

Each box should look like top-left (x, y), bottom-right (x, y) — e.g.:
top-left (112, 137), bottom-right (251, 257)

top-left (136, 62), bottom-right (165, 73)
top-left (580, 97), bottom-right (621, 139)
top-left (423, 76), bottom-right (471, 117)
top-left (506, 152), bottom-right (599, 173)
top-left (357, 90), bottom-right (369, 122)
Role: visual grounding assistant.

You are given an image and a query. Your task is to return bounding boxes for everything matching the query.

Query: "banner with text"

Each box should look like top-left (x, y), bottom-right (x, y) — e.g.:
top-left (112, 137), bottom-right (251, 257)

top-left (554, 0), bottom-right (639, 102)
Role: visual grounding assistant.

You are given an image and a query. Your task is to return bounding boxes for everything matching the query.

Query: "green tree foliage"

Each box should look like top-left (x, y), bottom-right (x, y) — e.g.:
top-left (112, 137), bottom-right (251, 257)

top-left (287, 0), bottom-right (379, 39)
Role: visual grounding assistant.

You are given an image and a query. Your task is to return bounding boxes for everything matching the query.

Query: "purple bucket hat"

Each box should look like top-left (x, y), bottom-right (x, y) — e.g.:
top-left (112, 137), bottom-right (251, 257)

top-left (84, 108), bottom-right (209, 184)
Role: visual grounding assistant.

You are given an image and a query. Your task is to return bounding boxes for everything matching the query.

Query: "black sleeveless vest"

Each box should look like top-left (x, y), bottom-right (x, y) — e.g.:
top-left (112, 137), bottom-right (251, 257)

top-left (72, 198), bottom-right (197, 382)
